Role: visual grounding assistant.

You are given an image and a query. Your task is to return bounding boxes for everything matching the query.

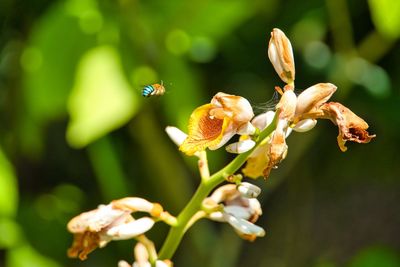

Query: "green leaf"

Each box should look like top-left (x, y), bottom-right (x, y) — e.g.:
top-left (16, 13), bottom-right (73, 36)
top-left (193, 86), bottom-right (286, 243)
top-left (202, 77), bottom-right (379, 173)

top-left (6, 243), bottom-right (61, 267)
top-left (0, 147), bottom-right (18, 217)
top-left (67, 46), bottom-right (139, 148)
top-left (368, 0), bottom-right (400, 39)
top-left (20, 1), bottom-right (97, 155)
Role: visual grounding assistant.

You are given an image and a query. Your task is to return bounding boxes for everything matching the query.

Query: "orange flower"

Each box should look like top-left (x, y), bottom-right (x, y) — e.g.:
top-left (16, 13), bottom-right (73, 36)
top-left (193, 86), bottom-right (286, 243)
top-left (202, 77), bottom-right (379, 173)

top-left (180, 92), bottom-right (254, 155)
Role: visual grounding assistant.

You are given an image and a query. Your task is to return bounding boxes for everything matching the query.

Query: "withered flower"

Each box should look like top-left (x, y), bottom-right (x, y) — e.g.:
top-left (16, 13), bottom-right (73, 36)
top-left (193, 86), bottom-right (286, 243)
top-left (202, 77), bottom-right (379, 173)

top-left (293, 83), bottom-right (375, 152)
top-left (67, 198), bottom-right (174, 260)
top-left (317, 102), bottom-right (376, 152)
top-left (180, 92), bottom-right (254, 155)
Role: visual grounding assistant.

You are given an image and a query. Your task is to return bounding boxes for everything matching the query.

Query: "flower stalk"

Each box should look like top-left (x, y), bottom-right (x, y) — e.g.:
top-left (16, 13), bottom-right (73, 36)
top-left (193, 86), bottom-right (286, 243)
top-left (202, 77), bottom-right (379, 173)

top-left (158, 114), bottom-right (278, 259)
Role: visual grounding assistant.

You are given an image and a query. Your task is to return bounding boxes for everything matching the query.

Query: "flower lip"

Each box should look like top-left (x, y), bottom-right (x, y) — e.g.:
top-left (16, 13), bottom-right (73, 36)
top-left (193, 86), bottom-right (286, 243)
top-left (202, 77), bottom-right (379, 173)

top-left (179, 93), bottom-right (254, 155)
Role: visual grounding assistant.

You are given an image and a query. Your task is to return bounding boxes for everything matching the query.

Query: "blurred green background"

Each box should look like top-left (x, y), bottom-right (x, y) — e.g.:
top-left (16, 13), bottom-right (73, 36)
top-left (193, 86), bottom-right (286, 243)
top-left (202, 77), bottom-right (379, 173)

top-left (0, 0), bottom-right (399, 266)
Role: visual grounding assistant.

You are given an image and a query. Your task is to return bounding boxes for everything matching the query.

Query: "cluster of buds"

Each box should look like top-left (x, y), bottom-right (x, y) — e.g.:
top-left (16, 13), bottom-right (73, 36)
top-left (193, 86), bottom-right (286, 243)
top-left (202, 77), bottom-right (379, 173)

top-left (202, 183), bottom-right (265, 241)
top-left (67, 197), bottom-right (176, 261)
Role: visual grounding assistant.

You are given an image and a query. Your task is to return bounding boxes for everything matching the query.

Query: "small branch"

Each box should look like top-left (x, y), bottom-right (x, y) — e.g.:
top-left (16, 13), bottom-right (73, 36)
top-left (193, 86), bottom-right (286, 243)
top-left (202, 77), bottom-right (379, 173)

top-left (198, 151), bottom-right (210, 180)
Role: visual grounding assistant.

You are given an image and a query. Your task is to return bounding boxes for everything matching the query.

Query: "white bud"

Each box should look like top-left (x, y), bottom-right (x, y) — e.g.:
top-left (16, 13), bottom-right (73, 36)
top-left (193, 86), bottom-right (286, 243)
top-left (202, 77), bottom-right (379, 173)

top-left (224, 205), bottom-right (252, 220)
top-left (237, 122), bottom-right (256, 135)
top-left (165, 126), bottom-right (187, 146)
top-left (292, 119), bottom-right (317, 132)
top-left (106, 217), bottom-right (155, 240)
top-left (225, 140), bottom-right (256, 154)
top-left (251, 111), bottom-right (275, 130)
top-left (225, 214), bottom-right (265, 237)
top-left (237, 182), bottom-right (261, 198)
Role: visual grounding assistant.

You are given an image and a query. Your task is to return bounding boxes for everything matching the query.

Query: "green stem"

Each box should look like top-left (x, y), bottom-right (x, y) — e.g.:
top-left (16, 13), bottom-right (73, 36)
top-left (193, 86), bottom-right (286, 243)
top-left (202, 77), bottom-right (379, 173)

top-left (158, 115), bottom-right (277, 260)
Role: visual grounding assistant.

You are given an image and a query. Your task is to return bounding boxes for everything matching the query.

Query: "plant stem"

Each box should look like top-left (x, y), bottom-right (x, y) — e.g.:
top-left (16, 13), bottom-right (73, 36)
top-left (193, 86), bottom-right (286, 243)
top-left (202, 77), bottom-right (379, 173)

top-left (158, 115), bottom-right (277, 260)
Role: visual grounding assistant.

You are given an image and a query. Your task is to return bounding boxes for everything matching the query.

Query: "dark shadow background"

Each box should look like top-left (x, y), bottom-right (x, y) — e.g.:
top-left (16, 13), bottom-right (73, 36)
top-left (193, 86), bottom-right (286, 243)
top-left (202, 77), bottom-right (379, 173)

top-left (0, 0), bottom-right (399, 266)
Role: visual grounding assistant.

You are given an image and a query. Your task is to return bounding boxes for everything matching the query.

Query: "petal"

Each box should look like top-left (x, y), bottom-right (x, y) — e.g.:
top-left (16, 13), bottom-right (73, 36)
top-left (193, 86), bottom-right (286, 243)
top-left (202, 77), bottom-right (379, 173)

top-left (242, 143), bottom-right (270, 179)
top-left (295, 83), bottom-right (337, 116)
top-left (263, 119), bottom-right (288, 178)
top-left (208, 211), bottom-right (225, 222)
top-left (112, 197), bottom-right (154, 213)
top-left (251, 111), bottom-right (275, 130)
top-left (292, 119), bottom-right (317, 132)
top-left (134, 242), bottom-right (150, 266)
top-left (165, 126), bottom-right (187, 146)
top-left (320, 102), bottom-right (376, 151)
top-left (225, 140), bottom-right (256, 154)
top-left (209, 184), bottom-right (239, 203)
top-left (106, 217), bottom-right (155, 240)
top-left (224, 206), bottom-right (252, 220)
top-left (237, 182), bottom-right (261, 198)
top-left (276, 89), bottom-right (297, 121)
top-left (268, 28), bottom-right (295, 84)
top-left (67, 232), bottom-right (100, 260)
top-left (67, 204), bottom-right (128, 233)
top-left (237, 122), bottom-right (256, 135)
top-left (179, 104), bottom-right (226, 155)
top-left (211, 92), bottom-right (254, 123)
top-left (224, 214), bottom-right (265, 237)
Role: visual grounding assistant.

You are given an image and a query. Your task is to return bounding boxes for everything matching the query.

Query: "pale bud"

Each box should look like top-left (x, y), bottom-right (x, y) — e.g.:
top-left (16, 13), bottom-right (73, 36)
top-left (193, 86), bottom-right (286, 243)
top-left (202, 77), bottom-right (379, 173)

top-left (251, 111), bottom-right (275, 130)
top-left (165, 126), bottom-right (187, 146)
top-left (106, 217), bottom-right (155, 241)
top-left (268, 28), bottom-right (295, 84)
top-left (292, 119), bottom-right (317, 132)
top-left (237, 122), bottom-right (256, 135)
top-left (225, 140), bottom-right (256, 154)
top-left (224, 214), bottom-right (265, 237)
top-left (237, 182), bottom-right (261, 198)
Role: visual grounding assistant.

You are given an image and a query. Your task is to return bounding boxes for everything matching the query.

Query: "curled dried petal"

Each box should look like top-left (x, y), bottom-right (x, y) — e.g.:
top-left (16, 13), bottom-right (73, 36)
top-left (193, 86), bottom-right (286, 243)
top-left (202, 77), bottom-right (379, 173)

top-left (319, 102), bottom-right (376, 151)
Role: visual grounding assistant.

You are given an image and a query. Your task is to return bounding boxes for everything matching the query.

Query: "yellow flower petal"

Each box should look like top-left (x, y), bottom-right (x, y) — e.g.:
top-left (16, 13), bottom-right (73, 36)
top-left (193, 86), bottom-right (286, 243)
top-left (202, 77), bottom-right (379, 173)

top-left (179, 104), bottom-right (229, 155)
top-left (242, 143), bottom-right (270, 179)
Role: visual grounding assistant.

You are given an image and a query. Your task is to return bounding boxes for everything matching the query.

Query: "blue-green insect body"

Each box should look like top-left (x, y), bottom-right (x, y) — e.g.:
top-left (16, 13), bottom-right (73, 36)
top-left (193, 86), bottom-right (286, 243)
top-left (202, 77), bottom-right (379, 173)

top-left (142, 82), bottom-right (165, 97)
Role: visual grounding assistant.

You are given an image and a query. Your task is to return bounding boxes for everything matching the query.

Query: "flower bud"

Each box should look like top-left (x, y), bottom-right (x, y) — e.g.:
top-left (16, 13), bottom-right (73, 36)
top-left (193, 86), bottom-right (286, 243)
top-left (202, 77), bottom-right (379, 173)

top-left (268, 28), bottom-right (295, 84)
top-left (237, 182), bottom-right (261, 198)
top-left (225, 140), bottom-right (256, 154)
top-left (165, 126), bottom-right (187, 146)
top-left (292, 119), bottom-right (317, 132)
top-left (251, 111), bottom-right (275, 130)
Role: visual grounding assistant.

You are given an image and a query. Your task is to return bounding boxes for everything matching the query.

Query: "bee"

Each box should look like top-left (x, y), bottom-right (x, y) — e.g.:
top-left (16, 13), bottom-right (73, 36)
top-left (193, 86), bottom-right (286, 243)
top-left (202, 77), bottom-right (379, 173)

top-left (142, 81), bottom-right (166, 97)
